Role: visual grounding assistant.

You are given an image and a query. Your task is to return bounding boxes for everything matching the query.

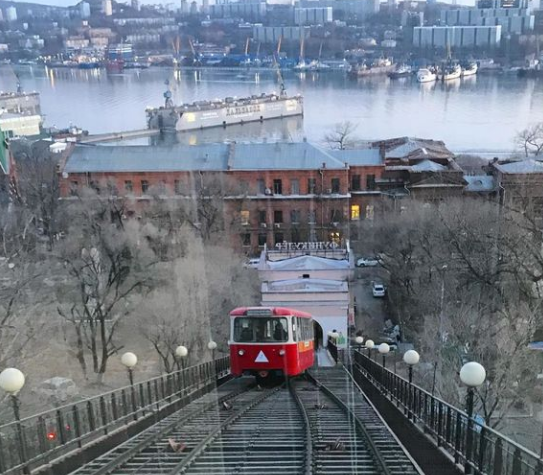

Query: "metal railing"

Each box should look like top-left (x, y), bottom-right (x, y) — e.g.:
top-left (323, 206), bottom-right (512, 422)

top-left (0, 357), bottom-right (230, 475)
top-left (353, 350), bottom-right (543, 475)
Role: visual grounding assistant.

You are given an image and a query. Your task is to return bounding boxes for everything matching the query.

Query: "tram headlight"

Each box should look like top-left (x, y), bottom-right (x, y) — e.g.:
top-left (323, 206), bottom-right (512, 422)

top-left (238, 349), bottom-right (245, 356)
top-left (279, 349), bottom-right (285, 356)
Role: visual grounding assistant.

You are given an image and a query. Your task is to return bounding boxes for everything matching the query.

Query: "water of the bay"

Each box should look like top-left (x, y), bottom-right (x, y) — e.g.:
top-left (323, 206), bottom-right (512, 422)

top-left (2, 65), bottom-right (543, 154)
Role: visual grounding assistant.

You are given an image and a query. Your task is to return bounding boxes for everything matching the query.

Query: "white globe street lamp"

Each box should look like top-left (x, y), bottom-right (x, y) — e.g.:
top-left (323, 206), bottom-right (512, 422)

top-left (207, 341), bottom-right (218, 351)
top-left (378, 343), bottom-right (390, 368)
top-left (0, 368), bottom-right (25, 395)
top-left (0, 368), bottom-right (28, 472)
top-left (403, 350), bottom-right (420, 384)
top-left (354, 336), bottom-right (364, 353)
top-left (365, 339), bottom-right (375, 360)
top-left (460, 362), bottom-right (486, 475)
top-left (121, 352), bottom-right (138, 420)
top-left (175, 345), bottom-right (188, 358)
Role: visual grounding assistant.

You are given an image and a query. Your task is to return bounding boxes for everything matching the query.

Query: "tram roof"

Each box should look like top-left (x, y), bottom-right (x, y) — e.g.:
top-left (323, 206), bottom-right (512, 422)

top-left (230, 306), bottom-right (312, 318)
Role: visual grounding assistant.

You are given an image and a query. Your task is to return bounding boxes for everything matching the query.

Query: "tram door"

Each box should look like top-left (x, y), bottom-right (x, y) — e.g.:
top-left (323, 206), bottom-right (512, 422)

top-left (313, 321), bottom-right (323, 348)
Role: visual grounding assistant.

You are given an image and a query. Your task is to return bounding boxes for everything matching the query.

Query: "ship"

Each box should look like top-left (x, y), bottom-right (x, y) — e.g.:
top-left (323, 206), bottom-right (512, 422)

top-left (416, 67), bottom-right (438, 83)
top-left (388, 64), bottom-right (412, 79)
top-left (441, 64), bottom-right (462, 81)
top-left (348, 58), bottom-right (395, 77)
top-left (461, 62), bottom-right (478, 77)
top-left (146, 85), bottom-right (303, 132)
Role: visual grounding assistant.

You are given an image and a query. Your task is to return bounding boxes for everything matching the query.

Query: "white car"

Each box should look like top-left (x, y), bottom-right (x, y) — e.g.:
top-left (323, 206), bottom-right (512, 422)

top-left (372, 283), bottom-right (386, 298)
top-left (243, 258), bottom-right (260, 269)
top-left (356, 257), bottom-right (380, 267)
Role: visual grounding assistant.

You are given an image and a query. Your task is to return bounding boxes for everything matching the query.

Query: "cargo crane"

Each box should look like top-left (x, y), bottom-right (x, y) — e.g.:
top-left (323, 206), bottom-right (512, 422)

top-left (171, 35), bottom-right (181, 67)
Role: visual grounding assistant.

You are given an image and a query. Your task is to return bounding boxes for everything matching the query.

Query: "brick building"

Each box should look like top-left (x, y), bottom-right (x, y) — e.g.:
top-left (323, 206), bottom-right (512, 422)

top-left (58, 138), bottom-right (462, 253)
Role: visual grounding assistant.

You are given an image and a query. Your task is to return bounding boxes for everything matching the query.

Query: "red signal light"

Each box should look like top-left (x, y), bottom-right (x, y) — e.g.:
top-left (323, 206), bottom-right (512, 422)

top-left (46, 432), bottom-right (56, 441)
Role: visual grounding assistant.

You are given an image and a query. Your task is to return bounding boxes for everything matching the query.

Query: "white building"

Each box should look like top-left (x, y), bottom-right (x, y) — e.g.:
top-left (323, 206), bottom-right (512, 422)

top-left (102, 0), bottom-right (113, 16)
top-left (253, 26), bottom-right (310, 43)
top-left (413, 25), bottom-right (502, 48)
top-left (294, 7), bottom-right (333, 25)
top-left (0, 113), bottom-right (42, 137)
top-left (257, 243), bottom-right (354, 348)
top-left (6, 6), bottom-right (17, 22)
top-left (80, 2), bottom-right (91, 18)
top-left (441, 8), bottom-right (534, 33)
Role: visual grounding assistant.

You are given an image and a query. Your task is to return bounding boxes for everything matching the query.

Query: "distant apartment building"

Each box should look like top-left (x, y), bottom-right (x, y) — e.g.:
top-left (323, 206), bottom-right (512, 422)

top-left (477, 0), bottom-right (528, 8)
top-left (64, 36), bottom-right (90, 49)
top-left (113, 17), bottom-right (176, 26)
top-left (253, 26), bottom-right (310, 43)
top-left (441, 8), bottom-right (534, 34)
top-left (102, 0), bottom-right (113, 16)
top-left (124, 33), bottom-right (161, 45)
top-left (297, 0), bottom-right (379, 20)
top-left (18, 36), bottom-right (45, 50)
top-left (413, 25), bottom-right (502, 48)
top-left (5, 6), bottom-right (17, 22)
top-left (209, 1), bottom-right (267, 20)
top-left (79, 2), bottom-right (91, 18)
top-left (294, 7), bottom-right (333, 25)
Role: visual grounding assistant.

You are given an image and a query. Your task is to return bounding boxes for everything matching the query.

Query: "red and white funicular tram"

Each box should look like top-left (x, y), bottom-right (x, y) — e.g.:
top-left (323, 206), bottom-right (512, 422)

top-left (229, 307), bottom-right (315, 381)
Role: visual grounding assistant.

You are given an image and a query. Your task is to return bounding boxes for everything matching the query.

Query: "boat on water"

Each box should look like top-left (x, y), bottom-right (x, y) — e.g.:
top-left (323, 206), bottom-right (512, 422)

top-left (416, 68), bottom-right (438, 83)
top-left (442, 64), bottom-right (462, 81)
top-left (388, 64), bottom-right (412, 79)
top-left (349, 58), bottom-right (395, 77)
top-left (461, 62), bottom-right (478, 77)
top-left (146, 86), bottom-right (303, 132)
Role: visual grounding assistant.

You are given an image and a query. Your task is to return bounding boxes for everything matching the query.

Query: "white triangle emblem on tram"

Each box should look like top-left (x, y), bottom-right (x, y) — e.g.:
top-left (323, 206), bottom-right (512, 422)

top-left (255, 351), bottom-right (269, 363)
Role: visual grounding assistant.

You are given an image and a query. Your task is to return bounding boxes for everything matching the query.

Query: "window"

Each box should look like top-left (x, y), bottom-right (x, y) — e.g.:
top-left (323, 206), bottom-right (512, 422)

top-left (234, 317), bottom-right (288, 342)
top-left (89, 181), bottom-right (100, 194)
top-left (351, 205), bottom-right (360, 221)
top-left (291, 179), bottom-right (300, 195)
top-left (274, 210), bottom-right (283, 224)
top-left (141, 180), bottom-right (149, 194)
top-left (70, 181), bottom-right (78, 196)
top-left (367, 174), bottom-right (376, 191)
top-left (290, 209), bottom-right (300, 224)
top-left (330, 209), bottom-right (341, 222)
top-left (125, 180), bottom-right (133, 192)
top-left (242, 233), bottom-right (251, 246)
top-left (331, 178), bottom-right (340, 193)
top-left (258, 233), bottom-right (267, 246)
top-left (308, 178), bottom-right (317, 194)
top-left (274, 232), bottom-right (284, 245)
top-left (291, 228), bottom-right (301, 243)
top-left (308, 210), bottom-right (316, 224)
top-left (257, 178), bottom-right (265, 194)
top-left (330, 231), bottom-right (341, 243)
top-left (258, 210), bottom-right (266, 225)
top-left (351, 175), bottom-right (361, 191)
top-left (174, 180), bottom-right (182, 195)
top-left (273, 179), bottom-right (282, 195)
top-left (240, 210), bottom-right (250, 226)
top-left (366, 205), bottom-right (374, 220)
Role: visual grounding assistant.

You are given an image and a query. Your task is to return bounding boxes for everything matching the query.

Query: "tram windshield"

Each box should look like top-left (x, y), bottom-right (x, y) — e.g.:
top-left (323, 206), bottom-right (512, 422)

top-left (233, 317), bottom-right (289, 342)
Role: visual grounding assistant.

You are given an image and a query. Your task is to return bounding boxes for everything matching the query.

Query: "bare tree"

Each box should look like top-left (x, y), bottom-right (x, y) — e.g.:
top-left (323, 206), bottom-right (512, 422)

top-left (516, 122), bottom-right (543, 157)
top-left (57, 191), bottom-right (156, 382)
top-left (324, 121), bottom-right (360, 150)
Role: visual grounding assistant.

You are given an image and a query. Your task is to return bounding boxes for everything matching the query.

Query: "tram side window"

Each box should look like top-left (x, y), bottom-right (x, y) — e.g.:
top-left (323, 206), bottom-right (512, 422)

top-left (292, 318), bottom-right (297, 341)
top-left (234, 317), bottom-right (289, 342)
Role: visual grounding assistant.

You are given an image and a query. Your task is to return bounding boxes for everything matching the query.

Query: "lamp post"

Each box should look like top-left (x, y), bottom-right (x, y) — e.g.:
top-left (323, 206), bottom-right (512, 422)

top-left (355, 336), bottom-right (364, 352)
top-left (365, 339), bottom-right (375, 360)
top-left (0, 368), bottom-right (29, 474)
top-left (208, 340), bottom-right (218, 360)
top-left (175, 345), bottom-right (188, 369)
top-left (460, 362), bottom-right (486, 475)
top-left (403, 350), bottom-right (420, 420)
top-left (403, 350), bottom-right (420, 385)
top-left (121, 352), bottom-right (138, 420)
top-left (378, 343), bottom-right (390, 368)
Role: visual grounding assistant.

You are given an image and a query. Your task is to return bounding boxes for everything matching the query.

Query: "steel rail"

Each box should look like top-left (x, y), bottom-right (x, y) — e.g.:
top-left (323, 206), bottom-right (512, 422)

top-left (287, 378), bottom-right (313, 475)
top-left (71, 382), bottom-right (255, 475)
top-left (168, 385), bottom-right (283, 474)
top-left (306, 371), bottom-right (393, 475)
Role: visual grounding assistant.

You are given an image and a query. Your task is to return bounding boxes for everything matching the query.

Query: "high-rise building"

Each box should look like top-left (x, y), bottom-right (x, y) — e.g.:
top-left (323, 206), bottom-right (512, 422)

top-left (132, 0), bottom-right (140, 11)
top-left (477, 0), bottom-right (528, 8)
top-left (79, 1), bottom-right (91, 18)
top-left (202, 0), bottom-right (209, 13)
top-left (102, 0), bottom-right (113, 16)
top-left (6, 6), bottom-right (17, 22)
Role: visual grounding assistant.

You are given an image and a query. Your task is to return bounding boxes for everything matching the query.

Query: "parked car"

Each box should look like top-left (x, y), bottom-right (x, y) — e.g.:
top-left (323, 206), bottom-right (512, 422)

top-left (243, 258), bottom-right (260, 269)
top-left (356, 257), bottom-right (381, 267)
top-left (372, 282), bottom-right (386, 298)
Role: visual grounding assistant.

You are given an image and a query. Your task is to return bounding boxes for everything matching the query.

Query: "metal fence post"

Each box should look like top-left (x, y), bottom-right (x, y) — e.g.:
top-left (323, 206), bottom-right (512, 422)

top-left (72, 405), bottom-right (82, 448)
top-left (492, 437), bottom-right (503, 475)
top-left (478, 427), bottom-right (486, 473)
top-left (87, 400), bottom-right (96, 432)
top-left (454, 412), bottom-right (462, 464)
top-left (99, 396), bottom-right (108, 434)
top-left (56, 409), bottom-right (66, 445)
top-left (512, 447), bottom-right (522, 475)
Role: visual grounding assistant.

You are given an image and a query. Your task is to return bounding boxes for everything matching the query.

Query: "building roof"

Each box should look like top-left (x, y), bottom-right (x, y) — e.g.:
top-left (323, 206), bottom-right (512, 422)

top-left (265, 255), bottom-right (350, 271)
top-left (330, 148), bottom-right (383, 167)
top-left (372, 137), bottom-right (454, 161)
top-left (262, 278), bottom-right (349, 293)
top-left (464, 175), bottom-right (496, 192)
top-left (494, 159), bottom-right (543, 174)
top-left (63, 142), bottom-right (359, 174)
top-left (410, 159), bottom-right (447, 172)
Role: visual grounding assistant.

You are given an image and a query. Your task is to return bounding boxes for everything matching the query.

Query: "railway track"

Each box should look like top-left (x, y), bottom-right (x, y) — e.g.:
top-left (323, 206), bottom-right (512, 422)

top-left (70, 368), bottom-right (422, 475)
